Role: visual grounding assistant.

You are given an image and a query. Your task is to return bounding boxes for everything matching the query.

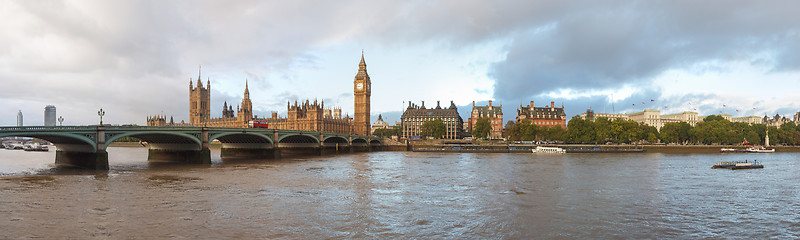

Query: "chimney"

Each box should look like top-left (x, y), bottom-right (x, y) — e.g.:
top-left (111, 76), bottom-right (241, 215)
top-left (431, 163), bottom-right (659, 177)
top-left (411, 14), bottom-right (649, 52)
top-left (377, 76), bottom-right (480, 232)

top-left (489, 100), bottom-right (493, 110)
top-left (421, 101), bottom-right (425, 109)
top-left (551, 101), bottom-right (555, 111)
top-left (530, 101), bottom-right (534, 110)
top-left (472, 101), bottom-right (475, 107)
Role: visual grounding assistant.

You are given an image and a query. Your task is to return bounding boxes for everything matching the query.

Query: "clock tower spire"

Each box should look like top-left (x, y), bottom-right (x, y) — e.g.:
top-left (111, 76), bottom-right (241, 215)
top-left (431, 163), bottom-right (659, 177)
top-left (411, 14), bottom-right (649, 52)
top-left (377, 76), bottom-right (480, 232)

top-left (354, 51), bottom-right (371, 135)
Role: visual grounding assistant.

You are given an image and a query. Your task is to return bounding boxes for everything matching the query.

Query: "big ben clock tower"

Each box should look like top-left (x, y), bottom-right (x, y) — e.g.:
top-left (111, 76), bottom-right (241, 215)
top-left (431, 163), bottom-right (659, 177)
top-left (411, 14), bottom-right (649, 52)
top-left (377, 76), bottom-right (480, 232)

top-left (354, 51), bottom-right (371, 136)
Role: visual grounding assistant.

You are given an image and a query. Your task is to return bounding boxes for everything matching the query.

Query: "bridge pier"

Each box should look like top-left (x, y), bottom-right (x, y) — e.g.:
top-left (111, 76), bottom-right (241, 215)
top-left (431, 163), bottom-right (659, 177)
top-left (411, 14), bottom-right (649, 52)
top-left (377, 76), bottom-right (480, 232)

top-left (55, 149), bottom-right (109, 170)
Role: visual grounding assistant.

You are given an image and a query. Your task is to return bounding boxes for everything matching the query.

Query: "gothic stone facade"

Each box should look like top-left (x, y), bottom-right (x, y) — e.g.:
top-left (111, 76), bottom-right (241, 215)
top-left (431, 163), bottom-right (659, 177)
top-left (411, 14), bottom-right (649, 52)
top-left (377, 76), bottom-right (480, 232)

top-left (263, 100), bottom-right (353, 134)
top-left (148, 53), bottom-right (371, 133)
top-left (353, 53), bottom-right (371, 136)
top-left (148, 68), bottom-right (253, 128)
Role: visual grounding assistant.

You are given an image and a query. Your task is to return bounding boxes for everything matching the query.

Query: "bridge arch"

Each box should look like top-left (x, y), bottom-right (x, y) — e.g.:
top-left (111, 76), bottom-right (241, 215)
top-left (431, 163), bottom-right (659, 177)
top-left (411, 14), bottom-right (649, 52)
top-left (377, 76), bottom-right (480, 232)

top-left (323, 136), bottom-right (348, 144)
top-left (104, 131), bottom-right (202, 150)
top-left (277, 134), bottom-right (320, 143)
top-left (210, 132), bottom-right (273, 145)
top-left (351, 138), bottom-right (368, 144)
top-left (0, 132), bottom-right (97, 152)
top-left (370, 139), bottom-right (382, 145)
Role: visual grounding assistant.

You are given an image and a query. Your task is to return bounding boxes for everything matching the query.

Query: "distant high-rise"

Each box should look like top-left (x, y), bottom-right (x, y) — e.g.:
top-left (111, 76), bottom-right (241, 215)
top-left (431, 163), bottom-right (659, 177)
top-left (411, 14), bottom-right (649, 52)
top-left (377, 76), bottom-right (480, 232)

top-left (17, 110), bottom-right (23, 126)
top-left (44, 105), bottom-right (56, 126)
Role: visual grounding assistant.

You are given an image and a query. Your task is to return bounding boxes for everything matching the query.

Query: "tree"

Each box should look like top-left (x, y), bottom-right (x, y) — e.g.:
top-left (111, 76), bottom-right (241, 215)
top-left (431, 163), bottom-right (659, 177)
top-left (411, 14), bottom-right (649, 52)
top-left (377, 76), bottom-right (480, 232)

top-left (541, 126), bottom-right (565, 142)
top-left (565, 116), bottom-right (595, 143)
top-left (372, 127), bottom-right (400, 138)
top-left (595, 117), bottom-right (612, 143)
top-left (504, 121), bottom-right (516, 139)
top-left (473, 117), bottom-right (492, 139)
top-left (660, 122), bottom-right (681, 143)
top-left (703, 115), bottom-right (726, 122)
top-left (517, 121), bottom-right (539, 141)
top-left (420, 119), bottom-right (446, 139)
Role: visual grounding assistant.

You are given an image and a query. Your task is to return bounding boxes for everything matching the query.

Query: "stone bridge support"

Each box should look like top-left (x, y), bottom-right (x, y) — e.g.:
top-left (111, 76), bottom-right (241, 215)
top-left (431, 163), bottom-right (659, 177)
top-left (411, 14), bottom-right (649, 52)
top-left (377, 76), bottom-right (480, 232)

top-left (55, 127), bottom-right (109, 170)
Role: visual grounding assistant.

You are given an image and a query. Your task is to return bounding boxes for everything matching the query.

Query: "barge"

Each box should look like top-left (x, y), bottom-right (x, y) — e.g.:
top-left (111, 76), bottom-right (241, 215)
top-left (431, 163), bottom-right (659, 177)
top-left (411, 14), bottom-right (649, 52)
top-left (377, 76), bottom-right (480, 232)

top-left (712, 160), bottom-right (763, 170)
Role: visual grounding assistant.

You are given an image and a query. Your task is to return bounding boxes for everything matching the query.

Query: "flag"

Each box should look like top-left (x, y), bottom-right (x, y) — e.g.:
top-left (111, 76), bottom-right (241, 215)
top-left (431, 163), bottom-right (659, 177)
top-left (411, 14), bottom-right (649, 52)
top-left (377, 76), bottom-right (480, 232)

top-left (650, 99), bottom-right (654, 102)
top-left (665, 106), bottom-right (668, 109)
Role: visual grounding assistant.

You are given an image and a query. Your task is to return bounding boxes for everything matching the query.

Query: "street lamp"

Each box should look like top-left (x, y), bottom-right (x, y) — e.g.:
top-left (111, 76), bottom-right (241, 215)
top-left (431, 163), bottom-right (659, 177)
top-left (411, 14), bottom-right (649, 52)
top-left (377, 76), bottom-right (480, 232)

top-left (98, 108), bottom-right (105, 125)
top-left (58, 116), bottom-right (64, 126)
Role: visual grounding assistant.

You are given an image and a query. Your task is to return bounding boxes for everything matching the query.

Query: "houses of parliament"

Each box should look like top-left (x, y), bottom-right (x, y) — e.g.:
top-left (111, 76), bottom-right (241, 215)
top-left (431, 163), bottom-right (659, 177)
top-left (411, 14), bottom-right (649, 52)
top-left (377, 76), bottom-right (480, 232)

top-left (147, 53), bottom-right (372, 136)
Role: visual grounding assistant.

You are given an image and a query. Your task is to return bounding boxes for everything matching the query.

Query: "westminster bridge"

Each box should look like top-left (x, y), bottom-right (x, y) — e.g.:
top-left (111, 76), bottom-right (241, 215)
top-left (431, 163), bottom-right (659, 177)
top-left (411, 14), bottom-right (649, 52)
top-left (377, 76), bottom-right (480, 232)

top-left (0, 126), bottom-right (383, 170)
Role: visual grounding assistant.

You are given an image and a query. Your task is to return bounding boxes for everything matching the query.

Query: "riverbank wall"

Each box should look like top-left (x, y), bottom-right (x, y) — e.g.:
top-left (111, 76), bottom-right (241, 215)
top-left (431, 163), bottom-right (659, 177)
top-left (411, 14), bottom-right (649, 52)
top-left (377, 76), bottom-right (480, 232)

top-left (403, 143), bottom-right (800, 154)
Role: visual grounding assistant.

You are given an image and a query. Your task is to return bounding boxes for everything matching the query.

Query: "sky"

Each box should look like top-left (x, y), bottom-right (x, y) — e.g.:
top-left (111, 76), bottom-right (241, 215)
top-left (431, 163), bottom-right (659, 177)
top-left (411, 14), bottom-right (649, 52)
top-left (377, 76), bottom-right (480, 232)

top-left (1, 0), bottom-right (799, 126)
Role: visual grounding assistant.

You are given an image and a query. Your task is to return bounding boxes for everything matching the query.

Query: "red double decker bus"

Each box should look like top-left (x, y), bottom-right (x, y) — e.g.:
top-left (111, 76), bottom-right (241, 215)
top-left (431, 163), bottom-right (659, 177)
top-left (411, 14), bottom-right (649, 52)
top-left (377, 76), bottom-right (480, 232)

top-left (248, 120), bottom-right (269, 128)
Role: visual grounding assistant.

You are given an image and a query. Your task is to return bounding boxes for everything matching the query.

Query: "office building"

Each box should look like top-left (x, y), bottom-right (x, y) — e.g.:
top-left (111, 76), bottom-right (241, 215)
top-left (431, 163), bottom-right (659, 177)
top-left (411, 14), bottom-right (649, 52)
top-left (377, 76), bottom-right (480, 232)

top-left (44, 105), bottom-right (56, 126)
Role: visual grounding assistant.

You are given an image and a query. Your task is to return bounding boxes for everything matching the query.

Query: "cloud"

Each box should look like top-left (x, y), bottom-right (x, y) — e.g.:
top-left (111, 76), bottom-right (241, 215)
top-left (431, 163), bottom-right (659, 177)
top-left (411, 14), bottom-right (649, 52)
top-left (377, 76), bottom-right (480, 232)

top-left (2, 0), bottom-right (799, 127)
top-left (488, 1), bottom-right (800, 101)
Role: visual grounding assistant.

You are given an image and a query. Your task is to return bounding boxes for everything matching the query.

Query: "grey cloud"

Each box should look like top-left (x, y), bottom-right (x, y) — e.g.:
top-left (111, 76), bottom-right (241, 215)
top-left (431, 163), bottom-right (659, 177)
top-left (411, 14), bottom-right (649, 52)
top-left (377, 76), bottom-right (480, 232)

top-left (2, 0), bottom-right (799, 125)
top-left (487, 1), bottom-right (800, 100)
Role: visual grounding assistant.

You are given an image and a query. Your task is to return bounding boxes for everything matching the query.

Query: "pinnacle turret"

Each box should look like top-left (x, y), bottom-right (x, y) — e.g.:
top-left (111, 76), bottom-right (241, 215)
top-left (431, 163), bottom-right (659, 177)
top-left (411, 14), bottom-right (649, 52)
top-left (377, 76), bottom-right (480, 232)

top-left (197, 65), bottom-right (203, 88)
top-left (244, 79), bottom-right (250, 97)
top-left (359, 50), bottom-right (366, 70)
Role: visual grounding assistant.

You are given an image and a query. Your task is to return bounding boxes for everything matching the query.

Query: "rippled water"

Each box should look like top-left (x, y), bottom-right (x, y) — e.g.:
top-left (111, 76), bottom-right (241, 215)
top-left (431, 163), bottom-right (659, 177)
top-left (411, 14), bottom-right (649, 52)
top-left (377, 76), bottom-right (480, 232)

top-left (1, 147), bottom-right (799, 239)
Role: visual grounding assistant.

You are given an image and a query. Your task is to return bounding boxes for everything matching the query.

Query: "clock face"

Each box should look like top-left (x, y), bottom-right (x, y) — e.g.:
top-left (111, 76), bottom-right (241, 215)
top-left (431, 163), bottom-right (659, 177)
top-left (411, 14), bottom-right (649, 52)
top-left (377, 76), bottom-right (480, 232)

top-left (356, 83), bottom-right (363, 90)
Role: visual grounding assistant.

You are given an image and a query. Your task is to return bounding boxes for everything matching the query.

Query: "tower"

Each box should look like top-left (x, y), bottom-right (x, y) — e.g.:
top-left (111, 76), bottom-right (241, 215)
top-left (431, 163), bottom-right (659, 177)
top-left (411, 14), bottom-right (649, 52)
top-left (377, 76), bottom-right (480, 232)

top-left (353, 51), bottom-right (371, 135)
top-left (44, 105), bottom-right (56, 126)
top-left (189, 66), bottom-right (211, 125)
top-left (17, 110), bottom-right (23, 127)
top-left (237, 79), bottom-right (253, 123)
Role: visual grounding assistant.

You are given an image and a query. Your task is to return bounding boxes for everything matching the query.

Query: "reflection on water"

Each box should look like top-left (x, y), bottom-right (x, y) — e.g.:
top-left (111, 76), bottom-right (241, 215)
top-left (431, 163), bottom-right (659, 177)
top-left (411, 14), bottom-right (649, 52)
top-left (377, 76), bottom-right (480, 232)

top-left (1, 147), bottom-right (800, 238)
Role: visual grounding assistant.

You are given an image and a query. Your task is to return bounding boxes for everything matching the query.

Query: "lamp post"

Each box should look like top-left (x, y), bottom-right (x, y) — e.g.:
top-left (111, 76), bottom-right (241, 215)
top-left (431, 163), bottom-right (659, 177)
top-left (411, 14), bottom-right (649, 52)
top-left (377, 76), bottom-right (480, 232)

top-left (58, 116), bottom-right (64, 126)
top-left (98, 108), bottom-right (105, 125)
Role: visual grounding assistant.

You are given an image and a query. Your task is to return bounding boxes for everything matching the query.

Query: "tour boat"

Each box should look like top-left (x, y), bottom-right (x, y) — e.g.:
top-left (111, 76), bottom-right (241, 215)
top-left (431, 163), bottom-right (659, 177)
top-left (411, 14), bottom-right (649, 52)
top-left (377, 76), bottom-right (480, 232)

top-left (744, 146), bottom-right (775, 153)
top-left (713, 160), bottom-right (764, 169)
top-left (532, 146), bottom-right (565, 153)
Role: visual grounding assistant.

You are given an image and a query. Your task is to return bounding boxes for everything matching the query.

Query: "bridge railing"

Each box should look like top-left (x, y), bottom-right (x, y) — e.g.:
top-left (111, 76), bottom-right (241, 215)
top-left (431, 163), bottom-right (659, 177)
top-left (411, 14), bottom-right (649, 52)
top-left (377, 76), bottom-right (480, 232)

top-left (0, 126), bottom-right (99, 131)
top-left (0, 126), bottom-right (381, 141)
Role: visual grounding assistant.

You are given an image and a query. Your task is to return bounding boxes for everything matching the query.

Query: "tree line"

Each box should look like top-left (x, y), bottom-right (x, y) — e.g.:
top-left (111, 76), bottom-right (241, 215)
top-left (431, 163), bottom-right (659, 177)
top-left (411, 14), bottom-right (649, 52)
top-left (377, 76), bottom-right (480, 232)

top-left (374, 115), bottom-right (800, 146)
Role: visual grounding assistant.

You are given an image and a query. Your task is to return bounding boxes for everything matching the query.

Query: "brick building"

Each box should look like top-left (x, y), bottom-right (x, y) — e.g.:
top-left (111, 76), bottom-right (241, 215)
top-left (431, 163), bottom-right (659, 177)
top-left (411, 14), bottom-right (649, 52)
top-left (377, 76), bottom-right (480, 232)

top-left (401, 101), bottom-right (464, 139)
top-left (468, 100), bottom-right (503, 139)
top-left (516, 101), bottom-right (567, 129)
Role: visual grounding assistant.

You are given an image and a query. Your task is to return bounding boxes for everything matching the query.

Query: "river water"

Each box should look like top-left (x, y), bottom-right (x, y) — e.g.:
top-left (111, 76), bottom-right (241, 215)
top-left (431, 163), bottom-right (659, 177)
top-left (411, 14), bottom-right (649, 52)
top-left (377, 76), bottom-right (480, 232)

top-left (1, 147), bottom-right (799, 239)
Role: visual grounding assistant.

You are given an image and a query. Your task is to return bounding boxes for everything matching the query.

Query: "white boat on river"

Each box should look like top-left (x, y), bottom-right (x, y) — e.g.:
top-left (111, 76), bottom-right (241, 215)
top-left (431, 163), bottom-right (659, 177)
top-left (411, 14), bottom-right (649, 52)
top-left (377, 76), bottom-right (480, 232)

top-left (532, 146), bottom-right (565, 153)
